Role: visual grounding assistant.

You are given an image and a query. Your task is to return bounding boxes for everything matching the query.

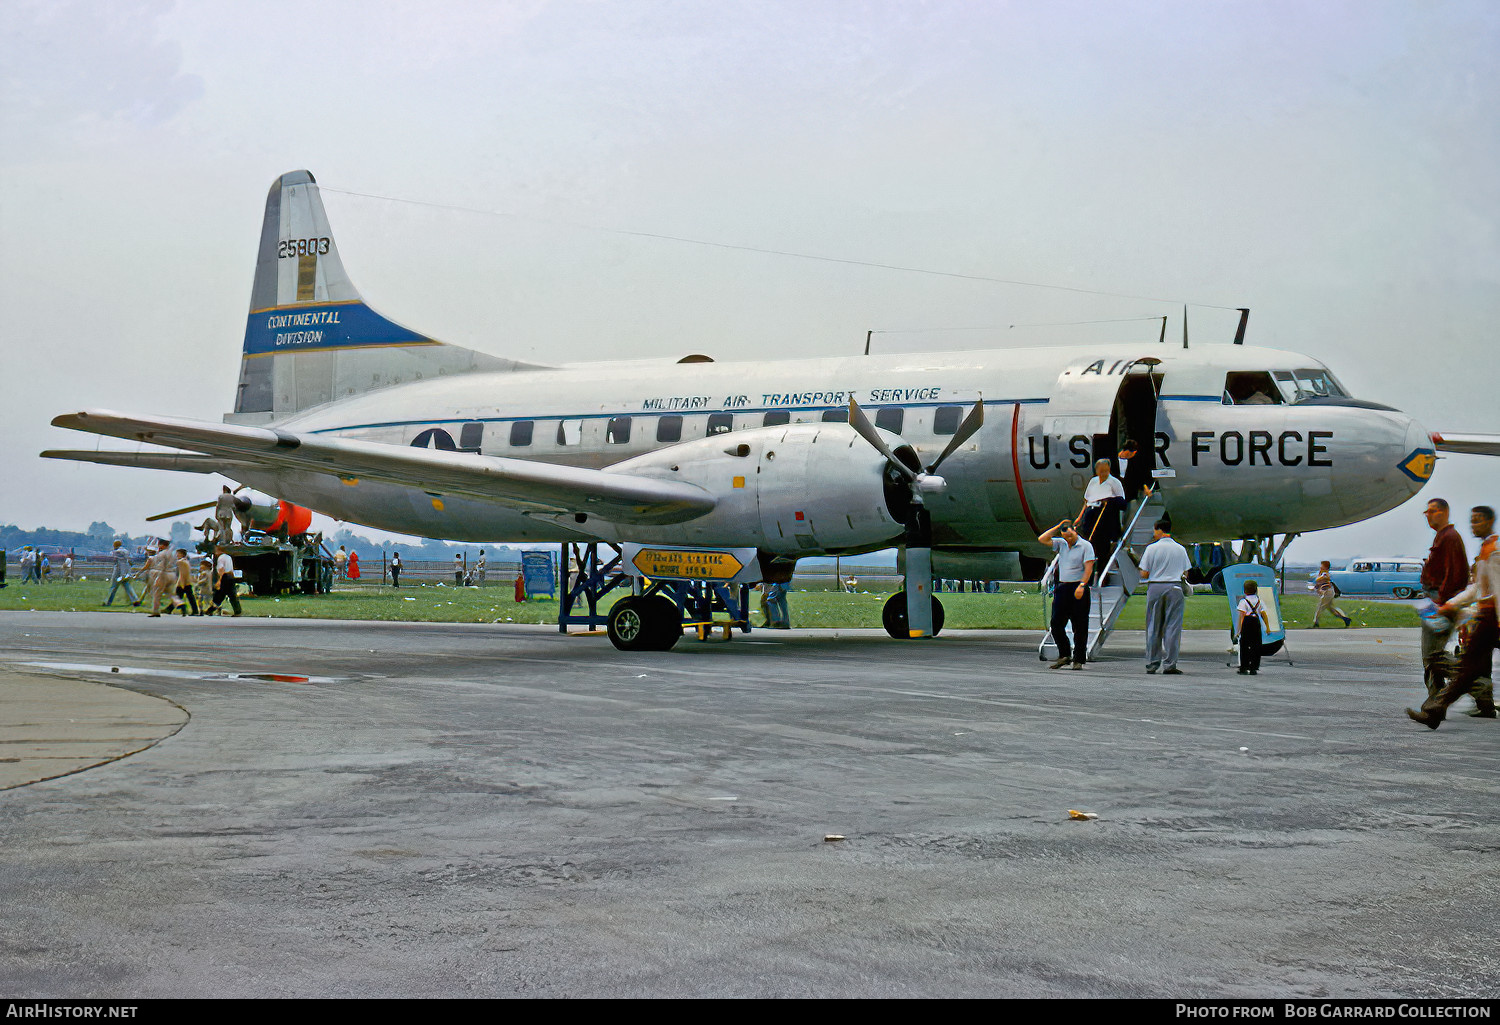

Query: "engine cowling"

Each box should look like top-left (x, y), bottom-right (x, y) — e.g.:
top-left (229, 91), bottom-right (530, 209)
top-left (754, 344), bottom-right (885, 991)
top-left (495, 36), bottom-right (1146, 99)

top-left (603, 423), bottom-right (906, 556)
top-left (234, 490), bottom-right (314, 536)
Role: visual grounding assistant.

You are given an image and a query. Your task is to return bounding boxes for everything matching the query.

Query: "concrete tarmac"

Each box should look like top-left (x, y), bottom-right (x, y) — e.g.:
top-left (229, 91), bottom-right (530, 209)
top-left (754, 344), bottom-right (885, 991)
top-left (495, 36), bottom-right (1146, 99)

top-left (1, 610), bottom-right (1496, 998)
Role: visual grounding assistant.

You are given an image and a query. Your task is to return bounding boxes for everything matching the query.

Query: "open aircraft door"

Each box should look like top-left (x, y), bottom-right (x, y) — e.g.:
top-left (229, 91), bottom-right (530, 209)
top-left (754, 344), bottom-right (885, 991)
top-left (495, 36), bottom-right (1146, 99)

top-left (1024, 357), bottom-right (1161, 524)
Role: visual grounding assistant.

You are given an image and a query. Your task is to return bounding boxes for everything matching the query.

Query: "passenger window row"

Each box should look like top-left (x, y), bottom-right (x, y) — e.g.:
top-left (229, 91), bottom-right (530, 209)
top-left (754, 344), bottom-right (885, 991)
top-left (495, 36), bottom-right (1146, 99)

top-left (426, 406), bottom-right (967, 449)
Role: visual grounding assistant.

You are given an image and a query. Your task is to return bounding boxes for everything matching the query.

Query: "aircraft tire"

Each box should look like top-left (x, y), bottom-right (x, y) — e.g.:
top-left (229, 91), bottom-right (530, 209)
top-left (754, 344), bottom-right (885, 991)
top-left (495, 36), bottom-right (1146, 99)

top-left (881, 592), bottom-right (945, 639)
top-left (642, 595), bottom-right (682, 651)
top-left (607, 597), bottom-right (655, 651)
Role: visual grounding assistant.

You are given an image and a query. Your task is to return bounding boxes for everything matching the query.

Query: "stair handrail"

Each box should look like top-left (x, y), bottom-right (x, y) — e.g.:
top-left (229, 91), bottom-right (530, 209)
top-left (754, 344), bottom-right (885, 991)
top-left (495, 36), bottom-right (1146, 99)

top-left (1100, 485), bottom-right (1162, 587)
top-left (1088, 486), bottom-right (1161, 647)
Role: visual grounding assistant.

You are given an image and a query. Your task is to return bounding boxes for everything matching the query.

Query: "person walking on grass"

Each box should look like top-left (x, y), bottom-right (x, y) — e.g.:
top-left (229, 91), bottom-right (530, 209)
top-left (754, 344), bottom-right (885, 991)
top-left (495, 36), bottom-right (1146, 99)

top-left (206, 545), bottom-right (243, 617)
top-left (173, 549), bottom-right (200, 616)
top-left (103, 540), bottom-right (140, 607)
top-left (1312, 560), bottom-right (1351, 627)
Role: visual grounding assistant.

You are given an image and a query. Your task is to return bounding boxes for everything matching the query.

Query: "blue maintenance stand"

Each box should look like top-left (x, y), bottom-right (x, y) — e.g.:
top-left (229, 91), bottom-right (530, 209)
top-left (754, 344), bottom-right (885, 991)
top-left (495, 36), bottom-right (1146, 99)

top-left (556, 541), bottom-right (757, 640)
top-left (558, 542), bottom-right (629, 632)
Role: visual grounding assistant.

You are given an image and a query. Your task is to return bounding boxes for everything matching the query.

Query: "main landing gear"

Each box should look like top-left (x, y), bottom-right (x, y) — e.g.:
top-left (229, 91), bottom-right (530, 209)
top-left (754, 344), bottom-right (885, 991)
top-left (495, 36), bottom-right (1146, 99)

top-left (882, 593), bottom-right (945, 639)
top-left (606, 595), bottom-right (683, 651)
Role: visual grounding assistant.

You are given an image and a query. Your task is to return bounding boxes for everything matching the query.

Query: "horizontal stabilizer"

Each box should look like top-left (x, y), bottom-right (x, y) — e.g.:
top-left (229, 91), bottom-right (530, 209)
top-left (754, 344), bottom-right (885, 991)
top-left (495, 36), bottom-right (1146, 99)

top-left (50, 410), bottom-right (717, 526)
top-left (1432, 432), bottom-right (1500, 458)
top-left (40, 449), bottom-right (241, 474)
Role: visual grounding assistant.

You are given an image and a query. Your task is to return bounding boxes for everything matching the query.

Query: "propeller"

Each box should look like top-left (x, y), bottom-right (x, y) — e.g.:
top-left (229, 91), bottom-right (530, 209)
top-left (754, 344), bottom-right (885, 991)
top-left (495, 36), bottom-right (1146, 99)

top-left (847, 396), bottom-right (984, 637)
top-left (145, 485), bottom-right (250, 523)
top-left (146, 500), bottom-right (215, 522)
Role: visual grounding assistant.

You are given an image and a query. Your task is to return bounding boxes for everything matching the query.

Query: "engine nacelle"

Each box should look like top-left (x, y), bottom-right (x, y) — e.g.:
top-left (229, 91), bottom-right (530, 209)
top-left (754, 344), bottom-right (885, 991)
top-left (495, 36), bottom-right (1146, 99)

top-left (603, 424), bottom-right (906, 556)
top-left (234, 490), bottom-right (314, 536)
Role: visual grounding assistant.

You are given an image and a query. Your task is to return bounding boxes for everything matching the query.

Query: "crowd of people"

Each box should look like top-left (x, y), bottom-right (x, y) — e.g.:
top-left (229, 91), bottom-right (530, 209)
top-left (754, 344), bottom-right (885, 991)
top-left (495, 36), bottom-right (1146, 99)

top-left (1035, 451), bottom-right (1495, 727)
top-left (96, 538), bottom-right (243, 617)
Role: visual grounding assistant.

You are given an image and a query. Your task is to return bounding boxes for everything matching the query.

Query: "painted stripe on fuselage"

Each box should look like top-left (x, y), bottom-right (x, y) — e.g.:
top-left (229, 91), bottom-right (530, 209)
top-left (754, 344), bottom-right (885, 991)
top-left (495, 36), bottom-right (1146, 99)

top-left (311, 397), bottom-right (1052, 435)
top-left (1010, 402), bottom-right (1041, 535)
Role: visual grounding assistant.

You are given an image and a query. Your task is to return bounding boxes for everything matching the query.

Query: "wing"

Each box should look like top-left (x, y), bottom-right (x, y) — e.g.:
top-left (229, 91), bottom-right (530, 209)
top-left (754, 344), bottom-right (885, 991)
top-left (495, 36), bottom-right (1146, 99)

top-left (48, 410), bottom-right (716, 526)
top-left (1432, 432), bottom-right (1500, 458)
top-left (40, 450), bottom-right (247, 474)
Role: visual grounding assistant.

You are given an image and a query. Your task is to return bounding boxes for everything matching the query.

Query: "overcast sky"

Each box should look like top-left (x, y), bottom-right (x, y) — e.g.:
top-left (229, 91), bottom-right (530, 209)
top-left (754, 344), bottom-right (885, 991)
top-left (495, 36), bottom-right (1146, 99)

top-left (2, 0), bottom-right (1495, 560)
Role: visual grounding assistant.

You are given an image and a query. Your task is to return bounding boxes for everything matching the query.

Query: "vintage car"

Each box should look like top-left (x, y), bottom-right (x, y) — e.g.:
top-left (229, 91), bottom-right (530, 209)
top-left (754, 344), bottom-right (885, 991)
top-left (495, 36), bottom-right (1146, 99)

top-left (1326, 557), bottom-right (1425, 598)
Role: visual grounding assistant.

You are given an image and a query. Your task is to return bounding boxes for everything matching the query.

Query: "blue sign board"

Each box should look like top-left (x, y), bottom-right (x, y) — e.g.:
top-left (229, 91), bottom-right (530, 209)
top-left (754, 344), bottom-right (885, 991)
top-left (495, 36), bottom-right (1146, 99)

top-left (1220, 563), bottom-right (1286, 649)
top-left (522, 550), bottom-right (556, 599)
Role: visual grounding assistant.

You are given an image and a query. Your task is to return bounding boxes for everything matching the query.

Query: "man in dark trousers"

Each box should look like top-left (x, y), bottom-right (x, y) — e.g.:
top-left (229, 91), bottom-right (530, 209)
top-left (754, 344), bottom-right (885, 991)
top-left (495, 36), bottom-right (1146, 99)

top-left (1038, 519), bottom-right (1096, 670)
top-left (1408, 505), bottom-right (1498, 727)
top-left (207, 545), bottom-right (243, 617)
top-left (1419, 498), bottom-right (1470, 698)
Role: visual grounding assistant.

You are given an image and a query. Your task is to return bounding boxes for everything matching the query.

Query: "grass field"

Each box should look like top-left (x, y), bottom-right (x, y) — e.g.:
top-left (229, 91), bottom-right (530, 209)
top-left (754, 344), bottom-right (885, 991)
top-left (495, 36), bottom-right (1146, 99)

top-left (0, 577), bottom-right (1420, 632)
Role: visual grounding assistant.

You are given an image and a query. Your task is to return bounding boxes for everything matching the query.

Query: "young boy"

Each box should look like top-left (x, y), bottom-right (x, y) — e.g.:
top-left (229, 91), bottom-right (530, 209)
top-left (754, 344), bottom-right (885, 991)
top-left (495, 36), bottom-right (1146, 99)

top-left (174, 549), bottom-right (200, 616)
top-left (1237, 580), bottom-right (1270, 675)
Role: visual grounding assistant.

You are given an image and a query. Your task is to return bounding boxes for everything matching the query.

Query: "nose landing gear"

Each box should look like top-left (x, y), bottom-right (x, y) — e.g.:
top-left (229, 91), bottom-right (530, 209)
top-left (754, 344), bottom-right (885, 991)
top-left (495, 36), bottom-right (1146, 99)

top-left (881, 593), bottom-right (946, 639)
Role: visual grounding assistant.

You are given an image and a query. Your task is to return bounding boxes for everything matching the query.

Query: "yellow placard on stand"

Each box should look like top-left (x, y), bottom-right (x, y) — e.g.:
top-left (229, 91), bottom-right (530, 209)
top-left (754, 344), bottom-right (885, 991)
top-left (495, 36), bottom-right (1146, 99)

top-left (621, 544), bottom-right (762, 584)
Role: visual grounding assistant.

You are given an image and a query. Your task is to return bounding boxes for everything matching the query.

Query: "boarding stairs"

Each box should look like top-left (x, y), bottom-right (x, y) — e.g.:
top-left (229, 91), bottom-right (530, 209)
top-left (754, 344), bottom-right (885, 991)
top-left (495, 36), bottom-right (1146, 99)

top-left (1038, 490), bottom-right (1164, 661)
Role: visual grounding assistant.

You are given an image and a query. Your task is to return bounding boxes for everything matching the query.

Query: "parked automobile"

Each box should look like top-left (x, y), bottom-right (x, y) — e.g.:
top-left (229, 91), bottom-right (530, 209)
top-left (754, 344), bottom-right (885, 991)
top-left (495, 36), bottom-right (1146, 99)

top-left (1327, 557), bottom-right (1424, 598)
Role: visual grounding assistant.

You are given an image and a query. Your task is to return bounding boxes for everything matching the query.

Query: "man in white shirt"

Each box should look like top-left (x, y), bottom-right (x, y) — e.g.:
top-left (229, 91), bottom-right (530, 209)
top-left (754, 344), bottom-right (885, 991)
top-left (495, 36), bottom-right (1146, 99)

top-left (1038, 519), bottom-right (1096, 669)
top-left (1138, 519), bottom-right (1192, 675)
top-left (1077, 459), bottom-right (1127, 572)
top-left (208, 545), bottom-right (243, 616)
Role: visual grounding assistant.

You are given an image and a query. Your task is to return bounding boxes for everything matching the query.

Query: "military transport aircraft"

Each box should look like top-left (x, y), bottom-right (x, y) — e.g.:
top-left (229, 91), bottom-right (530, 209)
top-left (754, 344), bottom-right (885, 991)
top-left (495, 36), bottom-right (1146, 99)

top-left (43, 171), bottom-right (1499, 650)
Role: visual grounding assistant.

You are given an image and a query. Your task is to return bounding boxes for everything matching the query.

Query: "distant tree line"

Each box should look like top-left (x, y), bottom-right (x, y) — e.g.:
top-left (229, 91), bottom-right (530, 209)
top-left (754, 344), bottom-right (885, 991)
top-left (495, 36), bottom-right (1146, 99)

top-left (3, 520), bottom-right (525, 563)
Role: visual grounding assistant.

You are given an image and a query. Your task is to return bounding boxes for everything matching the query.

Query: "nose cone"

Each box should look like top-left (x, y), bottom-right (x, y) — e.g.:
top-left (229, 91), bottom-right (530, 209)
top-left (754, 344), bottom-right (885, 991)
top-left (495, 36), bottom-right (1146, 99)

top-left (1396, 416), bottom-right (1438, 494)
top-left (1321, 410), bottom-right (1434, 527)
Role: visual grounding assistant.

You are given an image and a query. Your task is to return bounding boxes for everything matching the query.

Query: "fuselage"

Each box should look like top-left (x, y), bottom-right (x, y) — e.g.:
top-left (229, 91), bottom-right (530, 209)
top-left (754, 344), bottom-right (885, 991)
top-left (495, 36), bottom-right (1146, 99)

top-left (240, 341), bottom-right (1432, 555)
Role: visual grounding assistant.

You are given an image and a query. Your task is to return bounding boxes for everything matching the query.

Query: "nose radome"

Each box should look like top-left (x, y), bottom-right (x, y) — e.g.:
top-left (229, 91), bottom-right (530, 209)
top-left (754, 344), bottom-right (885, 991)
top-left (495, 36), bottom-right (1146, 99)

top-left (1397, 415), bottom-right (1438, 495)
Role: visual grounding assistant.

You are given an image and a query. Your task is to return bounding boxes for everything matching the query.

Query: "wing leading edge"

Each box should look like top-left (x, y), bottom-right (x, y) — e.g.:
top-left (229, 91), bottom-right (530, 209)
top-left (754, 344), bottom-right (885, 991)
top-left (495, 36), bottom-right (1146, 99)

top-left (1432, 432), bottom-right (1500, 458)
top-left (48, 410), bottom-right (716, 526)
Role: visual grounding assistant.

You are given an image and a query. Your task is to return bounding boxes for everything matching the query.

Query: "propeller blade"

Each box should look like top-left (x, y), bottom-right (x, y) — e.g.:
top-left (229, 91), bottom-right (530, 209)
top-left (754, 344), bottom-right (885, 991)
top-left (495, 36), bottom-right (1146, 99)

top-left (145, 500), bottom-right (216, 522)
top-left (926, 400), bottom-right (985, 474)
top-left (847, 397), bottom-right (918, 482)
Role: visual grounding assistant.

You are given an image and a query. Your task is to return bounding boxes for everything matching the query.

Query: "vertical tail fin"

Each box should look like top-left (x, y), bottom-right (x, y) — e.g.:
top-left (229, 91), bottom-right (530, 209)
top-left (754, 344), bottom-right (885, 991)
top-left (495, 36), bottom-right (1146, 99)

top-left (230, 170), bottom-right (543, 424)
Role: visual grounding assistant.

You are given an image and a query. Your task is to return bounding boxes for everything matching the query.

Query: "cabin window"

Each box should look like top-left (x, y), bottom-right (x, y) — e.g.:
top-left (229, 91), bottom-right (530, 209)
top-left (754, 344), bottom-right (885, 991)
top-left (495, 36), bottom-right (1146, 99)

top-left (509, 421), bottom-right (533, 447)
top-left (606, 416), bottom-right (632, 444)
top-left (821, 407), bottom-right (849, 423)
top-left (459, 422), bottom-right (484, 453)
top-left (933, 406), bottom-right (963, 435)
top-left (707, 412), bottom-right (734, 435)
top-left (1222, 371), bottom-right (1283, 405)
top-left (657, 415), bottom-right (683, 443)
top-left (762, 410), bottom-right (790, 427)
top-left (875, 407), bottom-right (904, 434)
top-left (556, 419), bottom-right (583, 446)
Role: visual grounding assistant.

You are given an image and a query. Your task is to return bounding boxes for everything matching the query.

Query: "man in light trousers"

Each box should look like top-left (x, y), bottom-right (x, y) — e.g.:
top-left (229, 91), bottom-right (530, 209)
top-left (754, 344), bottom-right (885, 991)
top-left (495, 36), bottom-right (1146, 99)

top-left (1139, 519), bottom-right (1191, 675)
top-left (103, 540), bottom-right (139, 606)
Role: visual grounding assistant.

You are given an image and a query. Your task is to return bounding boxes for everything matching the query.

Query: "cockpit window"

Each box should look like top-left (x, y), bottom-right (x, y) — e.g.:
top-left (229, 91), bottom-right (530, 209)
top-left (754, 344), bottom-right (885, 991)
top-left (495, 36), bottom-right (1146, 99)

top-left (1222, 371), bottom-right (1283, 405)
top-left (1271, 368), bottom-right (1348, 404)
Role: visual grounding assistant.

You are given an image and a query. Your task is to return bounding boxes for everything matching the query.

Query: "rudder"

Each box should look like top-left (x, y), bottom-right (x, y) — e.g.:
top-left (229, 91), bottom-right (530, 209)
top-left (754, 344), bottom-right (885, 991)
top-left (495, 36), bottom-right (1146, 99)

top-left (230, 170), bottom-right (542, 424)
